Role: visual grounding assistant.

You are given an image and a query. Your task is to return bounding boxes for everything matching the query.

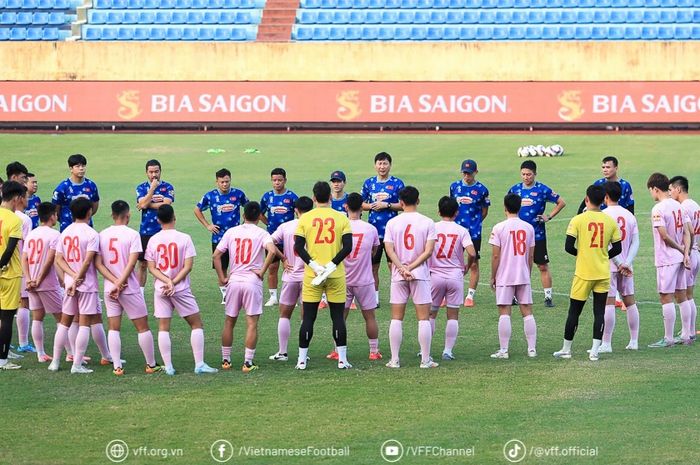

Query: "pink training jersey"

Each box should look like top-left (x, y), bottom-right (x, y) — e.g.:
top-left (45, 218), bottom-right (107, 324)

top-left (145, 229), bottom-right (197, 294)
top-left (429, 221), bottom-right (473, 281)
top-left (604, 205), bottom-right (639, 271)
top-left (55, 222), bottom-right (100, 293)
top-left (217, 223), bottom-right (273, 283)
top-left (345, 219), bottom-right (379, 286)
top-left (98, 225), bottom-right (142, 295)
top-left (488, 217), bottom-right (535, 286)
top-left (681, 198), bottom-right (700, 251)
top-left (384, 211), bottom-right (437, 282)
top-left (23, 225), bottom-right (60, 292)
top-left (651, 198), bottom-right (688, 267)
top-left (271, 219), bottom-right (305, 282)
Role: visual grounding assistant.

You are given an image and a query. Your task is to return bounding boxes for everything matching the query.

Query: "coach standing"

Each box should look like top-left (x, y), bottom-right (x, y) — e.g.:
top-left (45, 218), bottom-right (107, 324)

top-left (577, 156), bottom-right (634, 214)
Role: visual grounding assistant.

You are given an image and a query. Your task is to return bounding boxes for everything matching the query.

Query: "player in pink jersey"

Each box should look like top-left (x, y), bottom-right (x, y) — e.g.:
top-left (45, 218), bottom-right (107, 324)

top-left (647, 173), bottom-right (693, 348)
top-left (95, 201), bottom-right (161, 376)
top-left (384, 186), bottom-right (437, 369)
top-left (268, 197), bottom-right (313, 362)
top-left (214, 201), bottom-right (281, 373)
top-left (602, 182), bottom-right (641, 351)
top-left (21, 202), bottom-right (67, 362)
top-left (49, 198), bottom-right (112, 374)
top-left (670, 175), bottom-right (699, 341)
top-left (326, 193), bottom-right (382, 361)
top-left (428, 196), bottom-right (475, 360)
top-left (14, 194), bottom-right (34, 353)
top-left (146, 204), bottom-right (217, 375)
top-left (488, 194), bottom-right (537, 359)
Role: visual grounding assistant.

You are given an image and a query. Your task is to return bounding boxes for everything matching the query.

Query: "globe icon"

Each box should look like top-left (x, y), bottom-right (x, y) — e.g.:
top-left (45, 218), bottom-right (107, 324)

top-left (106, 440), bottom-right (129, 463)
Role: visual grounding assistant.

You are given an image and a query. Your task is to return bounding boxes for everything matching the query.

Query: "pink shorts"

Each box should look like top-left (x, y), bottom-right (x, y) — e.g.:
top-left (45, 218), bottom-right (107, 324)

top-left (390, 280), bottom-right (432, 305)
top-left (154, 289), bottom-right (200, 319)
top-left (657, 263), bottom-right (687, 294)
top-left (346, 283), bottom-right (377, 310)
top-left (62, 291), bottom-right (100, 316)
top-left (608, 272), bottom-right (635, 297)
top-left (430, 275), bottom-right (464, 309)
top-left (495, 285), bottom-right (533, 306)
top-left (28, 289), bottom-right (62, 314)
top-left (687, 250), bottom-right (699, 288)
top-left (225, 282), bottom-right (263, 318)
top-left (279, 281), bottom-right (302, 307)
top-left (104, 292), bottom-right (149, 320)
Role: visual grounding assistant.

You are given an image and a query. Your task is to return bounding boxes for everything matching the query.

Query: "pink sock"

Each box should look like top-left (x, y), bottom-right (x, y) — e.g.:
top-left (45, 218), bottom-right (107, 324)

top-left (108, 330), bottom-right (122, 369)
top-left (244, 347), bottom-right (255, 363)
top-left (498, 315), bottom-right (511, 351)
top-left (91, 323), bottom-right (110, 360)
top-left (191, 328), bottom-right (204, 366)
top-left (158, 331), bottom-right (172, 368)
top-left (388, 319), bottom-right (403, 362)
top-left (16, 308), bottom-right (29, 346)
top-left (444, 319), bottom-right (458, 353)
top-left (662, 303), bottom-right (676, 342)
top-left (222, 346), bottom-right (232, 361)
top-left (679, 300), bottom-right (692, 340)
top-left (429, 317), bottom-right (436, 335)
top-left (278, 317), bottom-right (290, 354)
top-left (626, 304), bottom-right (639, 340)
top-left (523, 314), bottom-right (537, 351)
top-left (603, 304), bottom-right (616, 344)
top-left (68, 322), bottom-right (78, 356)
top-left (418, 320), bottom-right (432, 364)
top-left (689, 299), bottom-right (697, 336)
top-left (73, 326), bottom-right (91, 368)
top-left (368, 338), bottom-right (379, 353)
top-left (137, 331), bottom-right (156, 366)
top-left (52, 324), bottom-right (69, 363)
top-left (31, 320), bottom-right (45, 356)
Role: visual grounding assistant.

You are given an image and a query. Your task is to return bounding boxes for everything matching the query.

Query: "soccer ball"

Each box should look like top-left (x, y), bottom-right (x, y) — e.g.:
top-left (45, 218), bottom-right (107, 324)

top-left (527, 145), bottom-right (538, 157)
top-left (543, 146), bottom-right (554, 157)
top-left (517, 146), bottom-right (528, 157)
top-left (535, 145), bottom-right (546, 156)
top-left (550, 144), bottom-right (564, 156)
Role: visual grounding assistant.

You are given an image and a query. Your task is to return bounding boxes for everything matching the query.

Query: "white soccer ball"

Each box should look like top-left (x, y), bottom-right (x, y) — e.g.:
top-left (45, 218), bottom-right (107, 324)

top-left (550, 144), bottom-right (564, 156)
top-left (536, 145), bottom-right (546, 156)
top-left (527, 145), bottom-right (538, 157)
top-left (543, 146), bottom-right (554, 157)
top-left (517, 146), bottom-right (527, 157)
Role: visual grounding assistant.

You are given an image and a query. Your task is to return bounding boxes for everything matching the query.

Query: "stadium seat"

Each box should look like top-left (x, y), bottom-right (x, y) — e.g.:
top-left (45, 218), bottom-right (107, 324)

top-left (37, 0), bottom-right (53, 7)
top-left (644, 0), bottom-right (660, 5)
top-left (624, 25), bottom-right (641, 38)
top-left (591, 25), bottom-right (607, 38)
top-left (643, 10), bottom-right (659, 22)
top-left (116, 26), bottom-right (133, 38)
top-left (374, 25), bottom-right (391, 38)
top-left (416, 0), bottom-right (433, 6)
top-left (430, 11), bottom-right (446, 23)
top-left (1, 12), bottom-right (17, 25)
top-left (196, 26), bottom-right (213, 39)
top-left (540, 25), bottom-right (557, 38)
top-left (574, 25), bottom-right (590, 39)
top-left (213, 27), bottom-right (230, 39)
top-left (5, 0), bottom-right (21, 7)
top-left (142, 0), bottom-right (159, 7)
top-left (674, 25), bottom-right (690, 38)
top-left (475, 26), bottom-right (491, 39)
top-left (139, 11), bottom-right (156, 23)
top-left (48, 12), bottom-right (65, 24)
top-left (397, 10), bottom-right (413, 23)
top-left (349, 10), bottom-right (364, 23)
top-left (16, 12), bottom-right (33, 25)
top-left (219, 11), bottom-right (236, 22)
top-left (494, 11), bottom-right (510, 24)
top-left (694, 10), bottom-right (700, 22)
top-left (41, 27), bottom-right (59, 39)
top-left (462, 11), bottom-right (478, 23)
top-left (181, 26), bottom-right (197, 38)
top-left (400, 0), bottom-right (417, 6)
top-left (545, 0), bottom-right (561, 6)
top-left (162, 26), bottom-right (179, 38)
top-left (102, 27), bottom-right (119, 39)
top-left (529, 0), bottom-right (545, 5)
top-left (578, 0), bottom-right (594, 6)
top-left (21, 0), bottom-right (38, 8)
top-left (384, 0), bottom-right (401, 7)
top-left (413, 10), bottom-right (430, 23)
top-left (498, 0), bottom-right (514, 6)
top-left (203, 11), bottom-right (219, 23)
top-left (186, 11), bottom-right (203, 23)
top-left (131, 26), bottom-right (149, 38)
top-left (104, 11), bottom-right (121, 24)
top-left (446, 10), bottom-right (464, 23)
top-left (433, 0), bottom-right (449, 7)
top-left (344, 25), bottom-right (361, 38)
top-left (122, 11), bottom-right (139, 23)
top-left (524, 25), bottom-right (541, 38)
top-left (595, 0), bottom-right (611, 5)
top-left (111, 0), bottom-right (127, 8)
top-left (0, 28), bottom-right (9, 40)
top-left (450, 0), bottom-right (467, 6)
top-left (593, 10), bottom-right (610, 23)
top-left (610, 0), bottom-right (627, 5)
top-left (609, 9), bottom-right (626, 23)
top-left (626, 0), bottom-right (643, 5)
top-left (491, 26), bottom-right (507, 38)
top-left (170, 11), bottom-right (187, 23)
top-left (393, 25), bottom-right (410, 38)
top-left (84, 26), bottom-right (100, 39)
top-left (607, 25), bottom-right (625, 38)
top-left (658, 10), bottom-right (675, 23)
top-left (576, 10), bottom-right (593, 23)
top-left (426, 26), bottom-right (442, 39)
top-left (479, 11), bottom-right (495, 23)
top-left (317, 11), bottom-right (333, 23)
top-left (692, 26), bottom-right (700, 39)
top-left (558, 25), bottom-right (575, 38)
top-left (559, 10), bottom-right (575, 23)
top-left (640, 25), bottom-right (656, 38)
top-left (458, 26), bottom-right (475, 38)
top-left (511, 10), bottom-right (527, 23)
top-left (381, 11), bottom-right (397, 23)
top-left (174, 0), bottom-right (191, 7)
top-left (508, 25), bottom-right (525, 38)
top-left (328, 25), bottom-right (344, 39)
top-left (675, 9), bottom-right (692, 22)
top-left (361, 25), bottom-right (378, 39)
top-left (625, 10), bottom-right (643, 22)
top-left (527, 10), bottom-right (543, 23)
top-left (26, 27), bottom-right (42, 40)
top-left (561, 0), bottom-right (576, 6)
top-left (207, 0), bottom-right (224, 7)
top-left (148, 26), bottom-right (165, 39)
top-left (410, 25), bottom-right (427, 39)
top-left (442, 25), bottom-right (458, 38)
top-left (299, 11), bottom-right (317, 23)
top-left (365, 10), bottom-right (381, 23)
top-left (368, 0), bottom-right (384, 6)
top-left (543, 11), bottom-right (560, 23)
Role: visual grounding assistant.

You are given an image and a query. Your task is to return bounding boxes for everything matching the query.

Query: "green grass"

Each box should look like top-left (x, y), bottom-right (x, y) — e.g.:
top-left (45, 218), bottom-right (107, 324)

top-left (1, 132), bottom-right (699, 465)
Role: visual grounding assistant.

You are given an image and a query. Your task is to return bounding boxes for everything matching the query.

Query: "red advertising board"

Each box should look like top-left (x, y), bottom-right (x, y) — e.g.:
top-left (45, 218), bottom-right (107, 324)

top-left (0, 81), bottom-right (698, 123)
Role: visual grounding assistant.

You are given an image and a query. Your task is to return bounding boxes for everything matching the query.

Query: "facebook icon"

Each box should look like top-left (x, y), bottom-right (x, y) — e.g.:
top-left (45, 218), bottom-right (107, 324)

top-left (210, 440), bottom-right (233, 463)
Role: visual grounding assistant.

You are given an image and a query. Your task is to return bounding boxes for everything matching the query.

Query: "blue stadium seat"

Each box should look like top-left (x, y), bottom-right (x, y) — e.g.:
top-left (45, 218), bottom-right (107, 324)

top-left (543, 11), bottom-right (560, 23)
top-left (410, 25), bottom-right (427, 39)
top-left (162, 26), bottom-right (179, 39)
top-left (26, 27), bottom-right (42, 40)
top-left (475, 26), bottom-right (491, 39)
top-left (591, 25), bottom-right (607, 38)
top-left (143, 0), bottom-right (159, 7)
top-left (397, 10), bottom-right (413, 23)
top-left (644, 0), bottom-right (659, 5)
top-left (626, 0), bottom-right (643, 5)
top-left (494, 11), bottom-right (510, 23)
top-left (139, 11), bottom-right (156, 23)
top-left (393, 25), bottom-right (410, 38)
top-left (202, 11), bottom-right (218, 23)
top-left (196, 26), bottom-right (213, 39)
top-left (84, 27), bottom-right (100, 39)
top-left (160, 0), bottom-right (176, 6)
top-left (694, 10), bottom-right (700, 22)
top-left (578, 0), bottom-right (594, 6)
top-left (561, 0), bottom-right (577, 6)
top-left (294, 26), bottom-right (311, 39)
top-left (426, 26), bottom-right (442, 39)
top-left (174, 0), bottom-right (190, 7)
top-left (381, 10), bottom-right (397, 23)
top-left (234, 27), bottom-right (249, 40)
top-left (450, 0), bottom-right (468, 6)
top-left (219, 11), bottom-right (236, 23)
top-left (459, 26), bottom-right (475, 38)
top-left (479, 11), bottom-right (495, 23)
top-left (170, 11), bottom-right (187, 23)
top-left (0, 28), bottom-right (9, 40)
top-left (213, 27), bottom-right (230, 39)
top-left (190, 0), bottom-right (207, 7)
top-left (513, 0), bottom-right (528, 5)
top-left (377, 25), bottom-right (393, 38)
top-left (416, 0), bottom-right (433, 6)
top-left (508, 25), bottom-right (525, 38)
top-left (643, 10), bottom-right (659, 22)
top-left (221, 0), bottom-right (240, 5)
top-left (21, 0), bottom-right (38, 8)
top-left (446, 10), bottom-right (463, 23)
top-left (132, 27), bottom-right (149, 39)
top-left (641, 26), bottom-right (656, 38)
top-left (328, 25), bottom-right (344, 39)
top-left (442, 25), bottom-right (458, 38)
top-left (180, 26), bottom-right (197, 39)
top-left (342, 26), bottom-right (358, 39)
top-left (16, 12), bottom-right (33, 25)
top-left (302, 0), bottom-right (318, 6)
top-left (560, 10), bottom-right (575, 23)
top-left (594, 0), bottom-right (610, 4)
top-left (481, 0), bottom-right (497, 6)
top-left (361, 25), bottom-right (378, 39)
top-left (675, 9), bottom-right (692, 22)
top-left (368, 0), bottom-right (384, 6)
top-left (400, 0), bottom-right (417, 6)
top-left (541, 25), bottom-right (557, 37)
top-left (299, 11), bottom-right (317, 23)
top-left (676, 0), bottom-right (692, 4)
top-left (692, 26), bottom-right (700, 39)
top-left (104, 11), bottom-right (121, 23)
top-left (122, 11), bottom-right (139, 23)
top-left (658, 10), bottom-right (675, 23)
top-left (529, 0), bottom-right (545, 6)
top-left (558, 25), bottom-right (574, 39)
top-left (545, 0), bottom-right (561, 6)
top-left (491, 26), bottom-right (507, 38)
top-left (574, 25), bottom-right (590, 39)
top-left (117, 26), bottom-right (133, 38)
top-left (593, 10), bottom-right (610, 23)
top-left (126, 0), bottom-right (143, 7)
top-left (102, 27), bottom-right (118, 39)
top-left (54, 0), bottom-right (71, 8)
top-left (207, 0), bottom-right (223, 7)
top-left (1, 12), bottom-right (17, 24)
top-left (365, 10), bottom-right (381, 23)
top-left (527, 10), bottom-right (543, 23)
top-left (37, 0), bottom-right (53, 8)
top-left (625, 10), bottom-right (643, 22)
top-left (524, 25), bottom-right (541, 38)
top-left (349, 10), bottom-right (364, 23)
top-left (414, 10), bottom-right (430, 23)
top-left (384, 0), bottom-right (401, 7)
top-left (48, 12), bottom-right (65, 24)
top-left (610, 0), bottom-right (627, 5)
top-left (576, 10), bottom-right (593, 23)
top-left (329, 10), bottom-right (346, 23)
top-left (433, 0), bottom-right (449, 7)
top-left (317, 11), bottom-right (333, 23)
top-left (609, 9), bottom-right (626, 22)
top-left (430, 11), bottom-right (446, 23)
top-left (462, 11), bottom-right (479, 23)
top-left (6, 0), bottom-right (21, 7)
top-left (674, 25), bottom-right (690, 38)
top-left (511, 10), bottom-right (527, 23)
top-left (659, 0), bottom-right (675, 4)
top-left (186, 11), bottom-right (202, 22)
top-left (624, 25), bottom-right (641, 38)
top-left (607, 25), bottom-right (624, 38)
top-left (42, 27), bottom-right (59, 39)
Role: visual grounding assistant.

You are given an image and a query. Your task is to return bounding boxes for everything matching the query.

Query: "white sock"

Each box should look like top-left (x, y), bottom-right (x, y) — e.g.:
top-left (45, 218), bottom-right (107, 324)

top-left (562, 339), bottom-right (573, 352)
top-left (591, 338), bottom-right (602, 354)
top-left (337, 345), bottom-right (348, 364)
top-left (219, 286), bottom-right (226, 296)
top-left (140, 287), bottom-right (145, 298)
top-left (544, 288), bottom-right (553, 299)
top-left (298, 347), bottom-right (308, 364)
top-left (467, 288), bottom-right (476, 299)
top-left (269, 289), bottom-right (277, 299)
top-left (375, 291), bottom-right (380, 306)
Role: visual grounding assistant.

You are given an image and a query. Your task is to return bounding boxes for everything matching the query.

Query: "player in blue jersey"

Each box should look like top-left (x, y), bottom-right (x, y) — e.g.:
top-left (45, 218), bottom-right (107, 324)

top-left (260, 167), bottom-right (298, 307)
top-left (24, 173), bottom-right (40, 229)
top-left (508, 160), bottom-right (566, 307)
top-left (361, 152), bottom-right (405, 305)
top-left (577, 156), bottom-right (634, 214)
top-left (135, 159), bottom-right (174, 290)
top-left (449, 159), bottom-right (490, 307)
top-left (330, 170), bottom-right (348, 215)
top-left (194, 168), bottom-right (248, 303)
top-left (52, 154), bottom-right (100, 232)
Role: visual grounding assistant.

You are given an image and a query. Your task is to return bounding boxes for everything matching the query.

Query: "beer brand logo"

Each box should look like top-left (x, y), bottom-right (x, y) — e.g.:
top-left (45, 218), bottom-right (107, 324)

top-left (557, 90), bottom-right (585, 122)
top-left (336, 90), bottom-right (362, 121)
top-left (117, 90), bottom-right (142, 120)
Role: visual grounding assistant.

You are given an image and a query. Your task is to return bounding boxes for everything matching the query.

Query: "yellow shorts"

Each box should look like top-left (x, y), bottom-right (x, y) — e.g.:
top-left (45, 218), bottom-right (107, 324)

top-left (0, 277), bottom-right (21, 311)
top-left (570, 276), bottom-right (610, 301)
top-left (302, 276), bottom-right (346, 304)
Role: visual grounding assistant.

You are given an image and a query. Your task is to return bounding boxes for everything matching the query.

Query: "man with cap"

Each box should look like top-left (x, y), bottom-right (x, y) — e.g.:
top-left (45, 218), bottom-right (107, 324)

top-left (449, 159), bottom-right (491, 307)
top-left (330, 171), bottom-right (348, 215)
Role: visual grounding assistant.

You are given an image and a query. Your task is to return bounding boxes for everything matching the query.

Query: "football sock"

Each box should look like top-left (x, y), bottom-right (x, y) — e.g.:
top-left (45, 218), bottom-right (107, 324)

top-left (592, 292), bottom-right (607, 340)
top-left (137, 331), bottom-right (156, 366)
top-left (444, 319), bottom-right (458, 353)
top-left (269, 289), bottom-right (277, 299)
top-left (73, 326), bottom-right (90, 368)
top-left (498, 315), bottom-right (511, 351)
top-left (417, 320), bottom-right (432, 364)
top-left (158, 331), bottom-right (172, 369)
top-left (368, 338), bottom-right (379, 354)
top-left (429, 317), bottom-right (435, 335)
top-left (523, 314), bottom-right (537, 350)
top-left (689, 299), bottom-right (697, 335)
top-left (91, 324), bottom-right (110, 360)
top-left (329, 303), bottom-right (347, 347)
top-left (603, 304), bottom-right (616, 344)
top-left (389, 319), bottom-right (403, 361)
top-left (52, 324), bottom-right (69, 362)
top-left (467, 288), bottom-right (476, 299)
top-left (299, 302), bottom-right (319, 349)
top-left (662, 303), bottom-right (676, 342)
top-left (562, 339), bottom-right (573, 353)
top-left (544, 288), bottom-right (553, 299)
top-left (564, 299), bottom-right (586, 341)
top-left (16, 307), bottom-right (29, 346)
top-left (108, 330), bottom-right (122, 369)
top-left (336, 345), bottom-right (348, 364)
top-left (625, 304), bottom-right (639, 342)
top-left (679, 300), bottom-right (692, 340)
top-left (31, 320), bottom-right (44, 356)
top-left (191, 328), bottom-right (204, 366)
top-left (221, 346), bottom-right (232, 362)
top-left (278, 317), bottom-right (290, 354)
top-left (244, 347), bottom-right (255, 364)
top-left (297, 347), bottom-right (308, 365)
top-left (68, 322), bottom-right (79, 356)
top-left (591, 338), bottom-right (602, 354)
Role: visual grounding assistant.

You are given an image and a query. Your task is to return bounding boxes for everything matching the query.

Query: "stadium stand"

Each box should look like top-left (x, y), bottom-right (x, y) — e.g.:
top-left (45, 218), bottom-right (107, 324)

top-left (0, 0), bottom-right (78, 40)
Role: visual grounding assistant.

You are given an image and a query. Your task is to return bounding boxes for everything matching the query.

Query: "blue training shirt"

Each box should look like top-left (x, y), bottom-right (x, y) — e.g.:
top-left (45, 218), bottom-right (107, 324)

top-left (449, 180), bottom-right (491, 240)
top-left (593, 177), bottom-right (634, 211)
top-left (136, 180), bottom-right (175, 236)
top-left (25, 194), bottom-right (41, 229)
top-left (361, 175), bottom-right (405, 239)
top-left (331, 194), bottom-right (348, 215)
top-left (260, 189), bottom-right (298, 234)
top-left (196, 188), bottom-right (248, 244)
top-left (52, 178), bottom-right (100, 232)
top-left (507, 181), bottom-right (561, 241)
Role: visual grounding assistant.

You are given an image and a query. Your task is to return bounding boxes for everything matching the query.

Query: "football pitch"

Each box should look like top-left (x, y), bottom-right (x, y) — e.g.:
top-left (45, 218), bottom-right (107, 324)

top-left (1, 131), bottom-right (699, 465)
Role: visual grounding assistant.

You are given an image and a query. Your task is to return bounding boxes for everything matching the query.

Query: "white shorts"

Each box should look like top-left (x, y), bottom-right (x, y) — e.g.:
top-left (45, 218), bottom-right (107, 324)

top-left (656, 263), bottom-right (687, 294)
top-left (608, 272), bottom-right (635, 297)
top-left (430, 275), bottom-right (464, 309)
top-left (105, 292), bottom-right (149, 320)
top-left (154, 289), bottom-right (200, 319)
top-left (225, 282), bottom-right (263, 318)
top-left (62, 291), bottom-right (100, 316)
top-left (390, 280), bottom-right (432, 305)
top-left (279, 281), bottom-right (302, 307)
top-left (28, 289), bottom-right (62, 314)
top-left (495, 285), bottom-right (533, 306)
top-left (346, 283), bottom-right (377, 310)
